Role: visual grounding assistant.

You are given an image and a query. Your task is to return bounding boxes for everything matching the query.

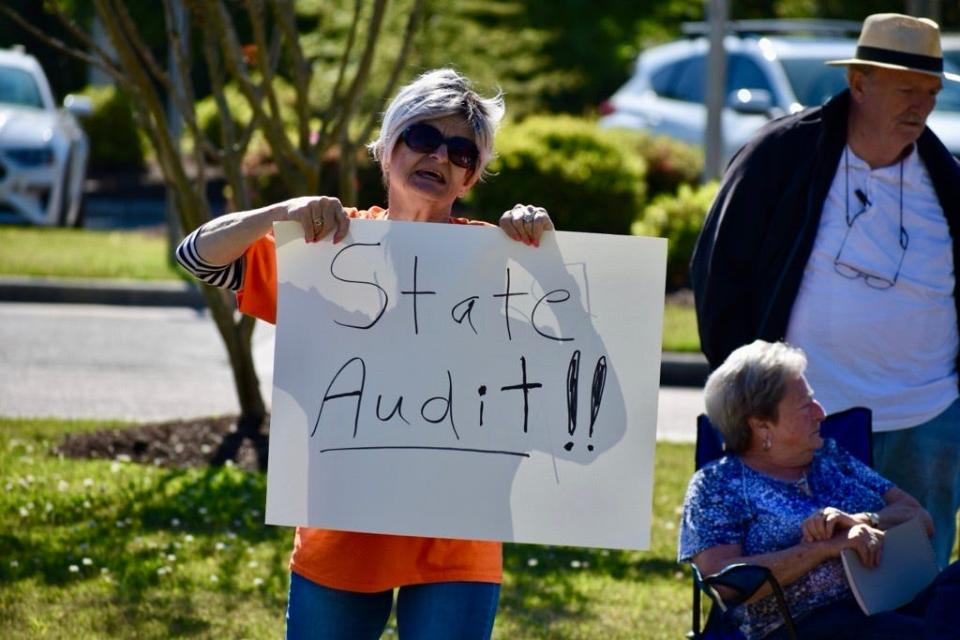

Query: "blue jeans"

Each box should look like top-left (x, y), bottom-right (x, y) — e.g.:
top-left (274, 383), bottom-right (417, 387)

top-left (873, 397), bottom-right (960, 568)
top-left (285, 572), bottom-right (500, 639)
top-left (766, 560), bottom-right (960, 639)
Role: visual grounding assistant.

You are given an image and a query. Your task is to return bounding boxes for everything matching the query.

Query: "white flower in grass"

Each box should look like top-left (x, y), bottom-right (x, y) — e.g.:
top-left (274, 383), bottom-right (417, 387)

top-left (5, 483), bottom-right (12, 492)
top-left (184, 534), bottom-right (194, 543)
top-left (100, 567), bottom-right (109, 574)
top-left (247, 560), bottom-right (258, 569)
top-left (171, 517), bottom-right (181, 527)
top-left (157, 566), bottom-right (172, 576)
top-left (10, 560), bottom-right (18, 568)
top-left (69, 565), bottom-right (79, 573)
top-left (115, 520), bottom-right (125, 528)
top-left (214, 542), bottom-right (226, 552)
top-left (57, 480), bottom-right (69, 492)
top-left (527, 558), bottom-right (539, 567)
top-left (116, 454), bottom-right (131, 463)
top-left (200, 444), bottom-right (211, 454)
top-left (166, 554), bottom-right (176, 563)
top-left (110, 462), bottom-right (121, 473)
top-left (570, 560), bottom-right (582, 569)
top-left (82, 500), bottom-right (91, 509)
top-left (18, 507), bottom-right (28, 518)
top-left (198, 507), bottom-right (208, 516)
top-left (209, 575), bottom-right (219, 583)
top-left (82, 558), bottom-right (93, 566)
top-left (227, 531), bottom-right (237, 540)
top-left (253, 577), bottom-right (264, 587)
top-left (83, 478), bottom-right (93, 488)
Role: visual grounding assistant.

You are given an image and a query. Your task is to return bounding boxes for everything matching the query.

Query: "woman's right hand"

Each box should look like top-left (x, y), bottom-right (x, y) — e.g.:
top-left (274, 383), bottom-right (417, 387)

top-left (833, 524), bottom-right (884, 567)
top-left (277, 196), bottom-right (351, 244)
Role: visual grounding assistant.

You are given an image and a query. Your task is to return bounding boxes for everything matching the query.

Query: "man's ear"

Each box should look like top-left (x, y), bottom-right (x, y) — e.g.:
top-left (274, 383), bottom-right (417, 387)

top-left (848, 69), bottom-right (867, 102)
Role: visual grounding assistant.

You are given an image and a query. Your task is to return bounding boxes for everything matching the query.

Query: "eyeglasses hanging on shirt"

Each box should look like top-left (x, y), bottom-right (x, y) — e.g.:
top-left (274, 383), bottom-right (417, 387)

top-left (833, 148), bottom-right (909, 290)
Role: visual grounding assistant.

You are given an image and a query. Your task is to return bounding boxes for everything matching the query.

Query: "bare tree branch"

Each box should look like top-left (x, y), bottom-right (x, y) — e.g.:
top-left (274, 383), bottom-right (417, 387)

top-left (270, 0), bottom-right (312, 154)
top-left (208, 0), bottom-right (312, 188)
top-left (317, 0), bottom-right (364, 149)
top-left (0, 4), bottom-right (123, 83)
top-left (357, 0), bottom-right (424, 145)
top-left (327, 0), bottom-right (388, 146)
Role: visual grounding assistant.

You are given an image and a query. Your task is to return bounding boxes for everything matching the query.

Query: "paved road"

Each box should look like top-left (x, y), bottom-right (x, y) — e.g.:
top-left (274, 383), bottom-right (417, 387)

top-left (0, 302), bottom-right (702, 440)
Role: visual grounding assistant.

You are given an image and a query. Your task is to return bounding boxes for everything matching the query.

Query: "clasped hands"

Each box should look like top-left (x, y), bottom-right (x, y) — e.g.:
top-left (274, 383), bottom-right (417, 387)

top-left (801, 507), bottom-right (884, 567)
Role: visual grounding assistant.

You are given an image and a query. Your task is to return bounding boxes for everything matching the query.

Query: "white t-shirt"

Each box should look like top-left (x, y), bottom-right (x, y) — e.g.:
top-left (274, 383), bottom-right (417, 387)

top-left (785, 145), bottom-right (958, 432)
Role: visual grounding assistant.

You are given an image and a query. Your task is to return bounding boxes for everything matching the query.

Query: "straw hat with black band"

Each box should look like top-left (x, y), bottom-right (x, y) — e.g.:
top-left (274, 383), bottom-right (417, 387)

top-left (826, 13), bottom-right (960, 83)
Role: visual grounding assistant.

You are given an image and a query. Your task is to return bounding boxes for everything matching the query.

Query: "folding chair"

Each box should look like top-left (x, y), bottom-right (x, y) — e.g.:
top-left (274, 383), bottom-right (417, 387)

top-left (687, 406), bottom-right (873, 640)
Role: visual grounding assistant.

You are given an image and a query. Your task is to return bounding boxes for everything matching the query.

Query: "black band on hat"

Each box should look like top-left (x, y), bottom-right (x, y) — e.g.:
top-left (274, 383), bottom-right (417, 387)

top-left (856, 45), bottom-right (943, 73)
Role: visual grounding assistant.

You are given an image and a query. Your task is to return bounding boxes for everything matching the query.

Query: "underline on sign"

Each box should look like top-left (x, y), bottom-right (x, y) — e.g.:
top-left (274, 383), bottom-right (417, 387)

top-left (319, 445), bottom-right (531, 458)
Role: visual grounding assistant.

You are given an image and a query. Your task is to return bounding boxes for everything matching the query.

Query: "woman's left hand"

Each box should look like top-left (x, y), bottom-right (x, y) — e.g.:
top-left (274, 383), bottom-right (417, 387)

top-left (499, 204), bottom-right (554, 247)
top-left (801, 506), bottom-right (859, 542)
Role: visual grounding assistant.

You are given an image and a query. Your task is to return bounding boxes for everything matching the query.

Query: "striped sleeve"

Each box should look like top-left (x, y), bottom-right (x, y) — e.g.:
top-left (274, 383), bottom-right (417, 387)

top-left (175, 226), bottom-right (244, 291)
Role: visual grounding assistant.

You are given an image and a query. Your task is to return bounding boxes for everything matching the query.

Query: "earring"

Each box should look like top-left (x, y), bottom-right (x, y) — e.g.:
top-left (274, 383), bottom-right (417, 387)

top-left (762, 436), bottom-right (771, 452)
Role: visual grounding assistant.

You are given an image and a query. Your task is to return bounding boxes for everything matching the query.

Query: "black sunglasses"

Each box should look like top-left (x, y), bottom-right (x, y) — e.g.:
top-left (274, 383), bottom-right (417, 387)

top-left (400, 122), bottom-right (479, 171)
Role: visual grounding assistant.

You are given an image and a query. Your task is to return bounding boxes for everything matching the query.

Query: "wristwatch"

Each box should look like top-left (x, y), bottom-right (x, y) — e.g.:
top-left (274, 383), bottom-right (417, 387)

top-left (865, 511), bottom-right (880, 528)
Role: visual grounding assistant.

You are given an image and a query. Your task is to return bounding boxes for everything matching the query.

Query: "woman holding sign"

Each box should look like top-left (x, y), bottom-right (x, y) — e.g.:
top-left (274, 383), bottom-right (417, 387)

top-left (176, 68), bottom-right (552, 639)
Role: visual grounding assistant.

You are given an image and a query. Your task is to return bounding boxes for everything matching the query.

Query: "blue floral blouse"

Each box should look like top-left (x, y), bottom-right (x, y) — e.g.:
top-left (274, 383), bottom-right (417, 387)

top-left (677, 439), bottom-right (893, 639)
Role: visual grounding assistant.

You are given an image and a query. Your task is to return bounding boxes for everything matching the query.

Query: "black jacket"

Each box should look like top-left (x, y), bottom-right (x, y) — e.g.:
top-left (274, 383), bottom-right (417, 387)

top-left (691, 90), bottom-right (960, 371)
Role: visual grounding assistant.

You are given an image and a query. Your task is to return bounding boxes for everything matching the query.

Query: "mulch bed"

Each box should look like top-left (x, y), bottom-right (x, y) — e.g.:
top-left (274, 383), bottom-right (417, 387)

top-left (56, 415), bottom-right (270, 472)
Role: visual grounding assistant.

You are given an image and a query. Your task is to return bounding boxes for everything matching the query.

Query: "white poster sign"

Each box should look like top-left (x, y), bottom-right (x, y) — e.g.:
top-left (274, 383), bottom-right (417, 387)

top-left (266, 219), bottom-right (666, 550)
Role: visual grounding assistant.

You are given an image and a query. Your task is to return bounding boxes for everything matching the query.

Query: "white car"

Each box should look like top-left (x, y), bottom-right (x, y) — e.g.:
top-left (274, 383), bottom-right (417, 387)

top-left (599, 22), bottom-right (960, 166)
top-left (0, 46), bottom-right (91, 226)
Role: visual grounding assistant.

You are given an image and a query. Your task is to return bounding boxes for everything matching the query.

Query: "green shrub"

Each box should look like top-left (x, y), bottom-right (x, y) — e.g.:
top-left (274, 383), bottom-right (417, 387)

top-left (467, 115), bottom-right (646, 235)
top-left (633, 181), bottom-right (718, 289)
top-left (77, 84), bottom-right (145, 170)
top-left (621, 131), bottom-right (704, 198)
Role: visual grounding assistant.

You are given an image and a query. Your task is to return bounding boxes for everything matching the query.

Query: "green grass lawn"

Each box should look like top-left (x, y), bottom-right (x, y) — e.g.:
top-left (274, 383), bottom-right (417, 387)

top-left (0, 227), bottom-right (183, 281)
top-left (0, 418), bottom-right (700, 639)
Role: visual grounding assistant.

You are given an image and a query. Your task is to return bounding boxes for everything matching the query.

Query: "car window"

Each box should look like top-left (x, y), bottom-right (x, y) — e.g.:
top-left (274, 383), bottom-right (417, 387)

top-left (0, 65), bottom-right (44, 109)
top-left (651, 56), bottom-right (702, 102)
top-left (779, 58), bottom-right (849, 106)
top-left (651, 53), bottom-right (773, 104)
top-left (727, 54), bottom-right (772, 94)
top-left (936, 74), bottom-right (960, 112)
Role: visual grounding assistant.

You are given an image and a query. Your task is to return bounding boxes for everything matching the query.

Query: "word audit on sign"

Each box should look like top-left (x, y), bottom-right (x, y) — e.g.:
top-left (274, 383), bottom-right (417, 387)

top-left (310, 241), bottom-right (609, 454)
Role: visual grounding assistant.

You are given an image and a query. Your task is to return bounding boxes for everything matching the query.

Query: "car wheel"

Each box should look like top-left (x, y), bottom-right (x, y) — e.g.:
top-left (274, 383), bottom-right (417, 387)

top-left (58, 149), bottom-right (84, 228)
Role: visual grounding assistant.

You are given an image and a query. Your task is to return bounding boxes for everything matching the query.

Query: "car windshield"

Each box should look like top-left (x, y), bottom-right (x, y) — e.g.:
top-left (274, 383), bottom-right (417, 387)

top-left (938, 61), bottom-right (960, 112)
top-left (779, 57), bottom-right (849, 106)
top-left (0, 65), bottom-right (44, 109)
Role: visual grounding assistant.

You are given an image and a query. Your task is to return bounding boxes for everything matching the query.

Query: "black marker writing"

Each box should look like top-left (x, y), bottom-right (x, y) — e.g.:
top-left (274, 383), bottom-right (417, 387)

top-left (421, 370), bottom-right (459, 440)
top-left (451, 296), bottom-right (480, 334)
top-left (312, 357), bottom-right (366, 438)
top-left (531, 289), bottom-right (574, 342)
top-left (564, 350), bottom-right (581, 451)
top-left (376, 395), bottom-right (410, 425)
top-left (492, 268), bottom-right (527, 341)
top-left (478, 385), bottom-right (487, 426)
top-left (400, 255), bottom-right (436, 335)
top-left (501, 356), bottom-right (543, 433)
top-left (588, 356), bottom-right (608, 451)
top-left (330, 243), bottom-right (388, 330)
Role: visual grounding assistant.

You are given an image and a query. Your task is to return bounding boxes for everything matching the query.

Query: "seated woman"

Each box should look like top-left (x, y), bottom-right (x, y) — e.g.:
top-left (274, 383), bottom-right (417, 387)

top-left (678, 340), bottom-right (960, 640)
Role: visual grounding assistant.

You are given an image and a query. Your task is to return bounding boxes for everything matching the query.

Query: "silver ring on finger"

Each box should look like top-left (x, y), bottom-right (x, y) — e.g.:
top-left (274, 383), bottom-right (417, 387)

top-left (522, 212), bottom-right (534, 225)
top-left (313, 212), bottom-right (325, 232)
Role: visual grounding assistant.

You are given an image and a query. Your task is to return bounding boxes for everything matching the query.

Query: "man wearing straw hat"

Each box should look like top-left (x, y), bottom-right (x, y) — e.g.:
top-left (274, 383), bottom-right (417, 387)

top-left (692, 13), bottom-right (960, 567)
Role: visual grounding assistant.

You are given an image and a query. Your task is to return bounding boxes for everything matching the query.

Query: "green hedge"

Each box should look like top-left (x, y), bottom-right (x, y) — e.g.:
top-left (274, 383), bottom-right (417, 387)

top-left (77, 84), bottom-right (145, 170)
top-left (633, 181), bottom-right (718, 289)
top-left (467, 115), bottom-right (646, 235)
top-left (619, 131), bottom-right (703, 198)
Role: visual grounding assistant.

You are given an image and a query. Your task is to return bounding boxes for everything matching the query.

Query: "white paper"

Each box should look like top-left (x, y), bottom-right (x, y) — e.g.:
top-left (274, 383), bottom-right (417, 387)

top-left (265, 219), bottom-right (666, 550)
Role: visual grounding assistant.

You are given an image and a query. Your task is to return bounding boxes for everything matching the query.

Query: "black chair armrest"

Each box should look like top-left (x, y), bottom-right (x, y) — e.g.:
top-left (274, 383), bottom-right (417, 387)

top-left (690, 563), bottom-right (799, 640)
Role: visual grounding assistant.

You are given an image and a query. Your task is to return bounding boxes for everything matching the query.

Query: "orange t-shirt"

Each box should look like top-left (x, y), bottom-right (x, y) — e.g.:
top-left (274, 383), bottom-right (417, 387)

top-left (238, 206), bottom-right (502, 592)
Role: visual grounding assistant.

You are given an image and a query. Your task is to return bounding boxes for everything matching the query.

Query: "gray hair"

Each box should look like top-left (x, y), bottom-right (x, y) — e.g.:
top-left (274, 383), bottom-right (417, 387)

top-left (703, 340), bottom-right (807, 454)
top-left (368, 68), bottom-right (505, 179)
